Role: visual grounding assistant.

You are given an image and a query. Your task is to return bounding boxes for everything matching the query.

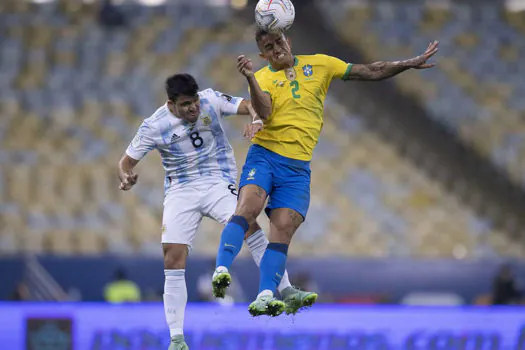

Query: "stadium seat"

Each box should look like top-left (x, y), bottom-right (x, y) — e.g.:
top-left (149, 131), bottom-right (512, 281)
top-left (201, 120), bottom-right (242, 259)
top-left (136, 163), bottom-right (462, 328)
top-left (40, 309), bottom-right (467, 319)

top-left (0, 0), bottom-right (521, 259)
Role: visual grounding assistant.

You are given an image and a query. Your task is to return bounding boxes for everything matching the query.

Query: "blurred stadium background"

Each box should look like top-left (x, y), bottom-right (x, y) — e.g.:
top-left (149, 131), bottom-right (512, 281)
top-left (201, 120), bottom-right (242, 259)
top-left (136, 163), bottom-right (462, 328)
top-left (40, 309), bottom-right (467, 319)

top-left (1, 0), bottom-right (525, 348)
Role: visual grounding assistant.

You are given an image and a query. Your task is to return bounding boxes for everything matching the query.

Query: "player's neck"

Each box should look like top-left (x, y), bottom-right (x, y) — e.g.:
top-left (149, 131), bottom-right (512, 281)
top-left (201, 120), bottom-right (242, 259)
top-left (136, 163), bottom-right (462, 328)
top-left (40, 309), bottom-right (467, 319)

top-left (271, 55), bottom-right (295, 71)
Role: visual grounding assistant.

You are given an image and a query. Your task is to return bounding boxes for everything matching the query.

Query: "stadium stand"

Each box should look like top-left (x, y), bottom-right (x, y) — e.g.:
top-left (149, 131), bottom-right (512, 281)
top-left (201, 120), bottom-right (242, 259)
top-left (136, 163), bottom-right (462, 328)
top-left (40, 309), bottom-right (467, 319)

top-left (320, 0), bottom-right (525, 188)
top-left (0, 0), bottom-right (523, 260)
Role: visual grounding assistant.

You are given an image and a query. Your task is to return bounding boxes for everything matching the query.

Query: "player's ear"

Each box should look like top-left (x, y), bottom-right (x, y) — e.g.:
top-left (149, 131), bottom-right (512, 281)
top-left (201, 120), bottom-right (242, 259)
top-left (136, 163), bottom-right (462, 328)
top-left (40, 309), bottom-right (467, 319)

top-left (167, 100), bottom-right (176, 113)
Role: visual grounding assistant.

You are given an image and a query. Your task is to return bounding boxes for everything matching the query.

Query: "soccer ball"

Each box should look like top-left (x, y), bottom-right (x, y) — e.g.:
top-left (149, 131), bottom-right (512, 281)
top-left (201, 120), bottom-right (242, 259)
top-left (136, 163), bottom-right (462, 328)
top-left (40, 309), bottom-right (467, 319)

top-left (255, 0), bottom-right (295, 33)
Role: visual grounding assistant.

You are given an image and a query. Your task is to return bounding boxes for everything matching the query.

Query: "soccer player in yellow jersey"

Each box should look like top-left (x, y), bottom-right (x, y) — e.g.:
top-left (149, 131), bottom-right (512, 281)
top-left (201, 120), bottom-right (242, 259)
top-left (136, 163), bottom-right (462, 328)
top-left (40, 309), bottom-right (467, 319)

top-left (213, 29), bottom-right (439, 316)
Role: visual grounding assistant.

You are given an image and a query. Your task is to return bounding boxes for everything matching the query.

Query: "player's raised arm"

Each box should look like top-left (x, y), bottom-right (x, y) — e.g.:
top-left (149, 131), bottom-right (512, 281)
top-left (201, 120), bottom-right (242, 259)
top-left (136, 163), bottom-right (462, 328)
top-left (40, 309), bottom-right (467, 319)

top-left (347, 40), bottom-right (439, 81)
top-left (237, 55), bottom-right (272, 119)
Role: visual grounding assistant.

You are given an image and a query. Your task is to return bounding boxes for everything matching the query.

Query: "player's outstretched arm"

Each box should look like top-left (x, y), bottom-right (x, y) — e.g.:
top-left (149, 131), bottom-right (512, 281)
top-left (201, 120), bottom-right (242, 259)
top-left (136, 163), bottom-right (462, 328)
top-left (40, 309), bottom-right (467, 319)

top-left (118, 154), bottom-right (139, 191)
top-left (237, 99), bottom-right (257, 117)
top-left (347, 41), bottom-right (439, 81)
top-left (237, 55), bottom-right (272, 119)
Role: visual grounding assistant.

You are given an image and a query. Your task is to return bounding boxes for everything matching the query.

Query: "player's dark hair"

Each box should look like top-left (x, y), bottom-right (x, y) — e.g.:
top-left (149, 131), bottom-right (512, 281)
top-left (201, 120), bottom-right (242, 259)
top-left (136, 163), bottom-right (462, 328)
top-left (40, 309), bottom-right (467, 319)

top-left (255, 28), bottom-right (270, 44)
top-left (165, 73), bottom-right (199, 101)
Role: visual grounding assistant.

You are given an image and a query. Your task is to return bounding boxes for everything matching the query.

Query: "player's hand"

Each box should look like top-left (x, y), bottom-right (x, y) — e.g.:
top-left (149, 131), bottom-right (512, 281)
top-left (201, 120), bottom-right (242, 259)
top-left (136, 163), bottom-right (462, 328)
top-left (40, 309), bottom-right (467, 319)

top-left (409, 40), bottom-right (439, 69)
top-left (243, 121), bottom-right (263, 140)
top-left (237, 55), bottom-right (254, 77)
top-left (119, 172), bottom-right (138, 191)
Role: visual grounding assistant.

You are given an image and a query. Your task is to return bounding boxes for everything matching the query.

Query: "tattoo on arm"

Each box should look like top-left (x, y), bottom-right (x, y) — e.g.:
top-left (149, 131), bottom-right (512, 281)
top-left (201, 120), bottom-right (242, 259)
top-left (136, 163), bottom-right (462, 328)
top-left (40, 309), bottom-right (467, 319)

top-left (348, 61), bottom-right (411, 81)
top-left (347, 41), bottom-right (438, 81)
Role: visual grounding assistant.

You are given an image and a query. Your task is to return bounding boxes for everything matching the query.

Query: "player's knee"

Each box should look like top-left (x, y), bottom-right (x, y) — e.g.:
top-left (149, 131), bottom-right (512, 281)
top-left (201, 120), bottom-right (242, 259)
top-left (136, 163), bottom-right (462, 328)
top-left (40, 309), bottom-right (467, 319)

top-left (272, 221), bottom-right (296, 243)
top-left (270, 210), bottom-right (303, 243)
top-left (163, 244), bottom-right (188, 270)
top-left (235, 203), bottom-right (261, 224)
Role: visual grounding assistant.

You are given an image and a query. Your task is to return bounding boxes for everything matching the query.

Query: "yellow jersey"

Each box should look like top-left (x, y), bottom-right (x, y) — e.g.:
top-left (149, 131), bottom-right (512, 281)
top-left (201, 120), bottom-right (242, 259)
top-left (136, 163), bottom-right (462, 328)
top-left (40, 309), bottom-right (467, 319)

top-left (252, 54), bottom-right (352, 161)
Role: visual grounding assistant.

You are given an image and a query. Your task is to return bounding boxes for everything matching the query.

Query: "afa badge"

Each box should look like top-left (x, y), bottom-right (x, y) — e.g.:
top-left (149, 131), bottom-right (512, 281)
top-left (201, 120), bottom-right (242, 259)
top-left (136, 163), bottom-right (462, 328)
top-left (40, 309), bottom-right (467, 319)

top-left (202, 115), bottom-right (212, 126)
top-left (303, 64), bottom-right (313, 77)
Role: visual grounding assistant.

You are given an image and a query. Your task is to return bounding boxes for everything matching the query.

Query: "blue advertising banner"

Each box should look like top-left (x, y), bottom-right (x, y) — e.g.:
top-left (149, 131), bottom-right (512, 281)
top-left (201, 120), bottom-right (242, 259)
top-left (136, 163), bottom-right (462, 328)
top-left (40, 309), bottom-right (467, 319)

top-left (1, 303), bottom-right (524, 350)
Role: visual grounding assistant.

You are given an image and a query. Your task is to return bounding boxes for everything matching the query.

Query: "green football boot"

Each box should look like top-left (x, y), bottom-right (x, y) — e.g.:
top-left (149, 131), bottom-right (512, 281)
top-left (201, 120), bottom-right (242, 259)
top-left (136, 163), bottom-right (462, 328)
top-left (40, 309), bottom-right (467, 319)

top-left (168, 335), bottom-right (189, 350)
top-left (281, 286), bottom-right (318, 315)
top-left (212, 268), bottom-right (231, 299)
top-left (248, 294), bottom-right (286, 317)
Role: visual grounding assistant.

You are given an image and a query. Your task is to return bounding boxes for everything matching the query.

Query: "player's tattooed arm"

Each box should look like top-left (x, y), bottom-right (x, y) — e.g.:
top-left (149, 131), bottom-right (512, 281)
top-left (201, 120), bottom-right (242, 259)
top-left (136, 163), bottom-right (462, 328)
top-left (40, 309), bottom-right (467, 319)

top-left (347, 41), bottom-right (439, 81)
top-left (237, 55), bottom-right (272, 119)
top-left (118, 154), bottom-right (139, 191)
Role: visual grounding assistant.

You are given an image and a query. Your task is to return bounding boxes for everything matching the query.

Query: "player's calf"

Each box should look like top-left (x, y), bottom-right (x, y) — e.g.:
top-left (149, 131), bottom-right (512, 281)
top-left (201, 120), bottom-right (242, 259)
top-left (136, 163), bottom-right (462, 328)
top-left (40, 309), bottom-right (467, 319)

top-left (214, 185), bottom-right (267, 297)
top-left (163, 244), bottom-right (189, 346)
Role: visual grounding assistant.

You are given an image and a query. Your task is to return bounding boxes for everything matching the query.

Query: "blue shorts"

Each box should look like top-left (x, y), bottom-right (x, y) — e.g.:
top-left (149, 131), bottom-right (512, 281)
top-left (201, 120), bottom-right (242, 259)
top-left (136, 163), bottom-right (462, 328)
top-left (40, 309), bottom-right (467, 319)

top-left (239, 144), bottom-right (311, 219)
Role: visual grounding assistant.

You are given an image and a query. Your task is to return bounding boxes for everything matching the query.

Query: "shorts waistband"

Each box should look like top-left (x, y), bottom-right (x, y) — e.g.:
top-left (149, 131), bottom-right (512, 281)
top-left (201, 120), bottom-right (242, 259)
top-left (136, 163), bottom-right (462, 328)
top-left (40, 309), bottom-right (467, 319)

top-left (251, 144), bottom-right (310, 168)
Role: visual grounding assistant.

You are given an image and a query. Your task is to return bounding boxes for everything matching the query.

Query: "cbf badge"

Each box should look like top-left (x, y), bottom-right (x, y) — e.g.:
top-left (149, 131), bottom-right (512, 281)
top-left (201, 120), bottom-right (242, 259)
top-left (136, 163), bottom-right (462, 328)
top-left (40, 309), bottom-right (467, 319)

top-left (303, 64), bottom-right (313, 77)
top-left (285, 67), bottom-right (297, 81)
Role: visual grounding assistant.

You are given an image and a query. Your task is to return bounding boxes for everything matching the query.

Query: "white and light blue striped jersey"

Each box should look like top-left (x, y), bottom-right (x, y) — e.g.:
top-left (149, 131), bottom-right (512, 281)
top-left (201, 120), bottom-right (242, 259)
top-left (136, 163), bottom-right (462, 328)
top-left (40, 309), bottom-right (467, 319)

top-left (126, 89), bottom-right (243, 191)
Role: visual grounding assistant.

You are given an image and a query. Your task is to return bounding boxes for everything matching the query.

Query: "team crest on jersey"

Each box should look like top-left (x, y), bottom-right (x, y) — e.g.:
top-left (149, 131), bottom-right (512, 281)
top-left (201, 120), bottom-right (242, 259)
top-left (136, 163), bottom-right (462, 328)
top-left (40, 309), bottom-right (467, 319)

top-left (285, 67), bottom-right (297, 81)
top-left (170, 132), bottom-right (180, 143)
top-left (247, 168), bottom-right (256, 180)
top-left (303, 65), bottom-right (313, 77)
top-left (201, 115), bottom-right (212, 126)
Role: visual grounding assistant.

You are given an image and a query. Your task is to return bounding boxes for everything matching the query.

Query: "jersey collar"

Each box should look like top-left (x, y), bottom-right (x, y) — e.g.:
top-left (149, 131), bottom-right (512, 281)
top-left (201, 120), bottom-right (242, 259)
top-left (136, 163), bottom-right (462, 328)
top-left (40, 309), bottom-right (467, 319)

top-left (268, 56), bottom-right (299, 72)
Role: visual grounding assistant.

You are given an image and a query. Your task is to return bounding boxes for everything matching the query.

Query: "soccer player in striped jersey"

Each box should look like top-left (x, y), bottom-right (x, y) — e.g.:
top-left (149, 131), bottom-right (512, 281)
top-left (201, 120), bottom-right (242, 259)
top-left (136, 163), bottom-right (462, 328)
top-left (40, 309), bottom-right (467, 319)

top-left (118, 74), bottom-right (310, 350)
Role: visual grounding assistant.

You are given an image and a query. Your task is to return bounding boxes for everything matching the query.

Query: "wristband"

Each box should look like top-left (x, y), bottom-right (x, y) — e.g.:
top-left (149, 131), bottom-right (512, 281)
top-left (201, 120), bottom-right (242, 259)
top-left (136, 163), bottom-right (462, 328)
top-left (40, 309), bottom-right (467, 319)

top-left (252, 119), bottom-right (263, 125)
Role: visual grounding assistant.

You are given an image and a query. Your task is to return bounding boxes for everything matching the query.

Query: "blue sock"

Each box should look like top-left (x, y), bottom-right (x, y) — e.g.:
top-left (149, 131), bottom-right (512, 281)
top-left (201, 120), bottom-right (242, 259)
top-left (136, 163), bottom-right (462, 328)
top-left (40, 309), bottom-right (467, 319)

top-left (259, 243), bottom-right (289, 294)
top-left (215, 216), bottom-right (249, 270)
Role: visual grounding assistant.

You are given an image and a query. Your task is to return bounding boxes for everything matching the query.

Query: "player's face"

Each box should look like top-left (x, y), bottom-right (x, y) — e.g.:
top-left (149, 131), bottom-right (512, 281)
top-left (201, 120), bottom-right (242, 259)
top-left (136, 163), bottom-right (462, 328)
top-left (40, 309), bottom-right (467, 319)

top-left (169, 95), bottom-right (201, 123)
top-left (258, 33), bottom-right (293, 68)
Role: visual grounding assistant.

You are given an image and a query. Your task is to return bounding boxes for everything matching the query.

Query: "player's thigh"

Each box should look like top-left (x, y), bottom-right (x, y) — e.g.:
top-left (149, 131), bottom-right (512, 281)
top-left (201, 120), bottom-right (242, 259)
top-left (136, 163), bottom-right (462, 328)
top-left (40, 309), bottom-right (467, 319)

top-left (162, 188), bottom-right (203, 250)
top-left (204, 181), bottom-right (238, 225)
top-left (268, 208), bottom-right (304, 244)
top-left (238, 145), bottom-right (273, 217)
top-left (266, 166), bottom-right (311, 222)
top-left (203, 182), bottom-right (262, 239)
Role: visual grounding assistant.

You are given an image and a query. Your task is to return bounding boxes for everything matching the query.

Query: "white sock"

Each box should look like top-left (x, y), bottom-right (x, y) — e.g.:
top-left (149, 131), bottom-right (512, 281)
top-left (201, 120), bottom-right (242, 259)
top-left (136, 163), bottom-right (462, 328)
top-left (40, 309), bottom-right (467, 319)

top-left (246, 229), bottom-right (292, 294)
top-left (258, 289), bottom-right (274, 298)
top-left (164, 269), bottom-right (187, 338)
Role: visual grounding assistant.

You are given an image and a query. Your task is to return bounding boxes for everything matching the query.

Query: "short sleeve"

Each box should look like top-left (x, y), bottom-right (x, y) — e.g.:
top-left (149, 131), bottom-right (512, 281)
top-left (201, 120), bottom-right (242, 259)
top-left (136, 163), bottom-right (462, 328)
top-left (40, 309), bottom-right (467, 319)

top-left (249, 71), bottom-right (274, 98)
top-left (126, 121), bottom-right (156, 161)
top-left (214, 91), bottom-right (243, 117)
top-left (322, 54), bottom-right (353, 81)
